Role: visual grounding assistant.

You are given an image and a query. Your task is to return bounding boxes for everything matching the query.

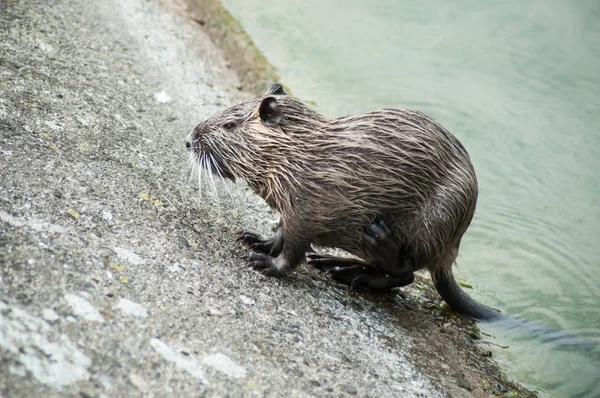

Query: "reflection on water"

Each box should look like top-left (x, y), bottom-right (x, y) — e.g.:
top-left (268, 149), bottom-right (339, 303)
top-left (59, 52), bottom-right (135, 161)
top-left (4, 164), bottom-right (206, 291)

top-left (221, 0), bottom-right (600, 396)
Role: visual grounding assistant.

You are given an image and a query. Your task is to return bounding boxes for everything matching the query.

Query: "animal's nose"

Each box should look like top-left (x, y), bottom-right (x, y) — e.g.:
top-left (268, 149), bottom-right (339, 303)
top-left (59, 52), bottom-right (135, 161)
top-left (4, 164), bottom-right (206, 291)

top-left (185, 140), bottom-right (191, 150)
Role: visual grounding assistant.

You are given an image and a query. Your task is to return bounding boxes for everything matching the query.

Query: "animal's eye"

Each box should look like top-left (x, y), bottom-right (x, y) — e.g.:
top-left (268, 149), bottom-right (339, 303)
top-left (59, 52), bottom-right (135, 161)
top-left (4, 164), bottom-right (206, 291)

top-left (223, 121), bottom-right (236, 130)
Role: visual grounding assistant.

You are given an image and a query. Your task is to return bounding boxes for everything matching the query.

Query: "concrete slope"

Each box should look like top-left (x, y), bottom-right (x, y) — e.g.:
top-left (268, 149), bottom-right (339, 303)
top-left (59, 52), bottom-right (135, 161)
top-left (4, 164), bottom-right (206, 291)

top-left (0, 0), bottom-right (445, 396)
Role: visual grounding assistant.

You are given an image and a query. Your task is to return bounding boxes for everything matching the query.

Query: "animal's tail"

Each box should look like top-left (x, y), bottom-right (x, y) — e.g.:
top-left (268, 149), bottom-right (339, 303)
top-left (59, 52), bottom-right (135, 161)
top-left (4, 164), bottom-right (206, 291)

top-left (432, 268), bottom-right (501, 321)
top-left (432, 269), bottom-right (599, 353)
top-left (431, 271), bottom-right (600, 348)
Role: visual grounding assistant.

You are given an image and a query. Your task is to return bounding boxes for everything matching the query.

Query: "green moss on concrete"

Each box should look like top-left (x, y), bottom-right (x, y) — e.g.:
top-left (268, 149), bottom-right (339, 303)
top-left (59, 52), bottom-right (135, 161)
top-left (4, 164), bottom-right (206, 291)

top-left (185, 0), bottom-right (280, 96)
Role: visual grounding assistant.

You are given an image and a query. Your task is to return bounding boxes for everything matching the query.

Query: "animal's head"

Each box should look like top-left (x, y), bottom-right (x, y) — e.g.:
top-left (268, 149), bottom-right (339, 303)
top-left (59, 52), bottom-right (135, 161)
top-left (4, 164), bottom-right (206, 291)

top-left (186, 83), bottom-right (324, 189)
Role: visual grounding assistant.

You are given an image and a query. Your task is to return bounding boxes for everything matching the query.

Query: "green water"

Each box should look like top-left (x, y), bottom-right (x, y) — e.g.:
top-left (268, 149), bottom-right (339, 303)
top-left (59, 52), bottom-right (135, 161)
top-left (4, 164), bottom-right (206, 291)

top-left (220, 1), bottom-right (600, 396)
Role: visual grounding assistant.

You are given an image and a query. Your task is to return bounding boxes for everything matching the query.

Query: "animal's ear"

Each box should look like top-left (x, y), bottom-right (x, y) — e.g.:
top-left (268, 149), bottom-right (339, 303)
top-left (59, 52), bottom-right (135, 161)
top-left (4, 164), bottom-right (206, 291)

top-left (265, 83), bottom-right (287, 96)
top-left (259, 96), bottom-right (282, 126)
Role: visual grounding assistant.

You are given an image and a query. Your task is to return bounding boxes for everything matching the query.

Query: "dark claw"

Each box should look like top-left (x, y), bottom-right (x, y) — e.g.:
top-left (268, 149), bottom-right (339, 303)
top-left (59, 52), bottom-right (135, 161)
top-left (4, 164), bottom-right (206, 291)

top-left (362, 233), bottom-right (378, 248)
top-left (363, 219), bottom-right (393, 244)
top-left (235, 230), bottom-right (283, 257)
top-left (370, 219), bottom-right (390, 236)
top-left (250, 242), bottom-right (270, 253)
top-left (235, 231), bottom-right (262, 245)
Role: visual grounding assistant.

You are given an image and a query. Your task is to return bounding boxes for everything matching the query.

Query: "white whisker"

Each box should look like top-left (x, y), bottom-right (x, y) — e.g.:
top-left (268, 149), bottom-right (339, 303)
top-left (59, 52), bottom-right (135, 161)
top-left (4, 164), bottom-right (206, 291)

top-left (202, 153), bottom-right (209, 197)
top-left (207, 155), bottom-right (219, 201)
top-left (198, 152), bottom-right (205, 199)
top-left (187, 155), bottom-right (196, 187)
top-left (161, 194), bottom-right (178, 211)
top-left (210, 153), bottom-right (234, 201)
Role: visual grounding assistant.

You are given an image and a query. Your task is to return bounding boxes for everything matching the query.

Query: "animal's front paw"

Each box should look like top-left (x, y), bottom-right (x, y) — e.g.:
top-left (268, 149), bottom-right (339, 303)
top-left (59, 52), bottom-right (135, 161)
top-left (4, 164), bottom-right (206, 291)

top-left (244, 252), bottom-right (288, 277)
top-left (363, 219), bottom-right (412, 276)
top-left (235, 230), bottom-right (283, 257)
top-left (363, 220), bottom-right (399, 264)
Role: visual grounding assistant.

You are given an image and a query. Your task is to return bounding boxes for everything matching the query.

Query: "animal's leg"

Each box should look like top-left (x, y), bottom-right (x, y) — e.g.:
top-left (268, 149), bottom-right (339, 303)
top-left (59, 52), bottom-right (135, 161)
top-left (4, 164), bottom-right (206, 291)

top-left (245, 237), bottom-right (308, 277)
top-left (243, 219), bottom-right (311, 277)
top-left (236, 222), bottom-right (283, 257)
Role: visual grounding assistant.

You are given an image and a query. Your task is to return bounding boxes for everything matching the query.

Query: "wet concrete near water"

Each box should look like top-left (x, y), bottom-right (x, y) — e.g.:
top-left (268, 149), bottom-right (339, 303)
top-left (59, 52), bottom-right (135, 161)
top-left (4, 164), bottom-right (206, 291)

top-left (0, 0), bottom-right (533, 396)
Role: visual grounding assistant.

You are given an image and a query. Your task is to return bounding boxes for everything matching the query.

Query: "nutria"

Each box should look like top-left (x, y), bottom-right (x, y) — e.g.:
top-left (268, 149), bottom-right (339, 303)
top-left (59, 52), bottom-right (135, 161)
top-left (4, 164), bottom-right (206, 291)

top-left (186, 83), bottom-right (500, 321)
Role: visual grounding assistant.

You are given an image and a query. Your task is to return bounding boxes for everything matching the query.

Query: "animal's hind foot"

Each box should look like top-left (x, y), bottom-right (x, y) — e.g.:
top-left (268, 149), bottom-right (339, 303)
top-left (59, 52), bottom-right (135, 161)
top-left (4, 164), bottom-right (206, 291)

top-left (307, 253), bottom-right (413, 290)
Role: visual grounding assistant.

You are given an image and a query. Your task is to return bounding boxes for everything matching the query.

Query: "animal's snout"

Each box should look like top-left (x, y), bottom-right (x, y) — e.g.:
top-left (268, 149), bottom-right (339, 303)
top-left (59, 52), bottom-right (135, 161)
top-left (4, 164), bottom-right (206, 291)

top-left (185, 140), bottom-right (191, 150)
